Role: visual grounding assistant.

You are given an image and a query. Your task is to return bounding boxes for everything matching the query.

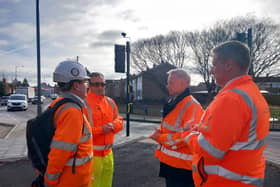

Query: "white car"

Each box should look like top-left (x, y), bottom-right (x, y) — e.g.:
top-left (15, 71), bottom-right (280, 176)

top-left (7, 94), bottom-right (28, 111)
top-left (50, 93), bottom-right (58, 100)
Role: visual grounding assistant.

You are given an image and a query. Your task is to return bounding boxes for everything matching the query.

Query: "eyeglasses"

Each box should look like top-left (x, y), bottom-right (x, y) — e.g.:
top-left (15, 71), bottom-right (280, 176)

top-left (75, 80), bottom-right (89, 84)
top-left (89, 82), bottom-right (106, 87)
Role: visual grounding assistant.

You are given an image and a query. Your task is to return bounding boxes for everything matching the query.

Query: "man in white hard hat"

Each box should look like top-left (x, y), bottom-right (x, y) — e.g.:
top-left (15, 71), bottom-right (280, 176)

top-left (44, 60), bottom-right (94, 187)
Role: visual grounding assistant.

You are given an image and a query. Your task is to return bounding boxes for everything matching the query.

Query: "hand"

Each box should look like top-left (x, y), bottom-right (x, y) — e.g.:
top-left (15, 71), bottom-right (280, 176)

top-left (102, 123), bottom-right (114, 134)
top-left (191, 124), bottom-right (199, 131)
top-left (149, 128), bottom-right (161, 141)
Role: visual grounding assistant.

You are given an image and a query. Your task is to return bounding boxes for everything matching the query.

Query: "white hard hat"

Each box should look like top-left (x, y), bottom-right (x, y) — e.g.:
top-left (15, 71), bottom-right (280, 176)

top-left (53, 60), bottom-right (89, 83)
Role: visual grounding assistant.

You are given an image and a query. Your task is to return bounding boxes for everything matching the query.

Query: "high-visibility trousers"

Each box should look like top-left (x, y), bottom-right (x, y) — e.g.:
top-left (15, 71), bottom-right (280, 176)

top-left (91, 151), bottom-right (114, 187)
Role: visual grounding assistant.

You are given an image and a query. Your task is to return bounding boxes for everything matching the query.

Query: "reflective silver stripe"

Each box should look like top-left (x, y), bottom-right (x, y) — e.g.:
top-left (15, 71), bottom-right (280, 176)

top-left (229, 89), bottom-right (266, 151)
top-left (184, 131), bottom-right (200, 144)
top-left (167, 133), bottom-right (175, 144)
top-left (65, 154), bottom-right (93, 166)
top-left (106, 96), bottom-right (115, 111)
top-left (94, 144), bottom-right (113, 150)
top-left (79, 114), bottom-right (92, 143)
top-left (205, 165), bottom-right (264, 186)
top-left (54, 103), bottom-right (81, 123)
top-left (84, 100), bottom-right (93, 127)
top-left (106, 96), bottom-right (119, 119)
top-left (184, 103), bottom-right (198, 129)
top-left (45, 172), bottom-right (61, 181)
top-left (162, 99), bottom-right (195, 131)
top-left (80, 133), bottom-right (92, 143)
top-left (162, 133), bottom-right (181, 146)
top-left (174, 100), bottom-right (194, 128)
top-left (162, 121), bottom-right (182, 132)
top-left (198, 133), bottom-right (225, 159)
top-left (230, 138), bottom-right (266, 151)
top-left (82, 114), bottom-right (91, 134)
top-left (160, 146), bottom-right (192, 161)
top-left (50, 140), bottom-right (78, 152)
top-left (191, 95), bottom-right (200, 104)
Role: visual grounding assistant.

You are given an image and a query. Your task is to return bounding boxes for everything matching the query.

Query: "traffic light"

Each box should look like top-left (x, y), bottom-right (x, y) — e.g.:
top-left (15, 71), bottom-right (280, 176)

top-left (236, 32), bottom-right (246, 43)
top-left (114, 44), bottom-right (125, 73)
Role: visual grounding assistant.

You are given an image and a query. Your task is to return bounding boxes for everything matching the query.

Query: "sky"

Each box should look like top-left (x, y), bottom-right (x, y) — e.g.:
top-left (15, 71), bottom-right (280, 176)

top-left (0, 0), bottom-right (279, 86)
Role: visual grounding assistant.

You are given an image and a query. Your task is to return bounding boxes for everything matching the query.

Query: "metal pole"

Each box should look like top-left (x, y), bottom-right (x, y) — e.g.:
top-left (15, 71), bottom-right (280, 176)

top-left (36, 0), bottom-right (42, 114)
top-left (15, 66), bottom-right (17, 81)
top-left (247, 28), bottom-right (253, 77)
top-left (126, 41), bottom-right (130, 136)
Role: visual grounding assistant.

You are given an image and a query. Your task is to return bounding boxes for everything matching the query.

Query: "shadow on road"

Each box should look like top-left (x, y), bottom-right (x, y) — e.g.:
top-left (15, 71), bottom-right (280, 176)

top-left (0, 139), bottom-right (279, 187)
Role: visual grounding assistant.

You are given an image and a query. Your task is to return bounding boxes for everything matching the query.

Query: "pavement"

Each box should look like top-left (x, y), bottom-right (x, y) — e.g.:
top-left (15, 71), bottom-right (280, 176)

top-left (0, 112), bottom-right (280, 187)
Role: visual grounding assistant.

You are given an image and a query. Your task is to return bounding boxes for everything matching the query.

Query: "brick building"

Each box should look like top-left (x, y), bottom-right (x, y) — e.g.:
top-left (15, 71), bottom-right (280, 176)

top-left (106, 62), bottom-right (176, 103)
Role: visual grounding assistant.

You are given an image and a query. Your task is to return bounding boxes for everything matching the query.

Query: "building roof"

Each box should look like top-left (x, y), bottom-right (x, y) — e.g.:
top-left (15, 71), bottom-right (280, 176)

top-left (132, 62), bottom-right (176, 78)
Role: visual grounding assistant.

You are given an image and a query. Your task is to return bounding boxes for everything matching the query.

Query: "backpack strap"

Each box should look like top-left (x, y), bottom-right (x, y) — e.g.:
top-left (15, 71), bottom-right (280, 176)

top-left (51, 98), bottom-right (82, 112)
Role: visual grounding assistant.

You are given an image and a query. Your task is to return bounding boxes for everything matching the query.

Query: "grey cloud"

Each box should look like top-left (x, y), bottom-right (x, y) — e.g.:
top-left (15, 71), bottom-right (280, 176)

top-left (90, 41), bottom-right (114, 48)
top-left (97, 30), bottom-right (123, 40)
top-left (255, 0), bottom-right (280, 19)
top-left (0, 0), bottom-right (21, 3)
top-left (137, 26), bottom-right (149, 31)
top-left (0, 8), bottom-right (10, 15)
top-left (88, 29), bottom-right (123, 48)
top-left (118, 9), bottom-right (140, 22)
top-left (0, 40), bottom-right (9, 46)
top-left (40, 0), bottom-right (123, 21)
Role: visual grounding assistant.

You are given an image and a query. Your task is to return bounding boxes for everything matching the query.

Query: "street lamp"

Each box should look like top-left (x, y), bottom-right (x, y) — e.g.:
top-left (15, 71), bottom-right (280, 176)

top-left (36, 0), bottom-right (42, 115)
top-left (15, 65), bottom-right (24, 81)
top-left (121, 32), bottom-right (131, 137)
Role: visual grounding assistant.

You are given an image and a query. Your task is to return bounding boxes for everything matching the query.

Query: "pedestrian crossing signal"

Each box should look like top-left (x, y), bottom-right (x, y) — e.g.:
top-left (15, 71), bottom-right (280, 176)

top-left (114, 44), bottom-right (125, 73)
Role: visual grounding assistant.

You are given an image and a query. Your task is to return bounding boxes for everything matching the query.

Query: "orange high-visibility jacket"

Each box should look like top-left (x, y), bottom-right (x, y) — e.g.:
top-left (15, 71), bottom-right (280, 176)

top-left (44, 93), bottom-right (93, 187)
top-left (178, 75), bottom-right (270, 187)
top-left (154, 95), bottom-right (204, 170)
top-left (86, 91), bottom-right (123, 157)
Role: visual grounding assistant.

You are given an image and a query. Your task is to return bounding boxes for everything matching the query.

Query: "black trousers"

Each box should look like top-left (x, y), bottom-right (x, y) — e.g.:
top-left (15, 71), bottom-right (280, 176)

top-left (159, 162), bottom-right (195, 187)
top-left (165, 176), bottom-right (195, 187)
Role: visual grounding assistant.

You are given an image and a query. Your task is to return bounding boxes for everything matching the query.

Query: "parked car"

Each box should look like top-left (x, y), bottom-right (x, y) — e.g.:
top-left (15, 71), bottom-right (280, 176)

top-left (31, 96), bottom-right (44, 104)
top-left (50, 93), bottom-right (58, 100)
top-left (0, 96), bottom-right (10, 106)
top-left (7, 94), bottom-right (28, 111)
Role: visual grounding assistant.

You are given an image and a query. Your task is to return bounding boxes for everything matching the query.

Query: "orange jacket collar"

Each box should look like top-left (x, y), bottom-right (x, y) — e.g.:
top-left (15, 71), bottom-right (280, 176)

top-left (221, 75), bottom-right (252, 92)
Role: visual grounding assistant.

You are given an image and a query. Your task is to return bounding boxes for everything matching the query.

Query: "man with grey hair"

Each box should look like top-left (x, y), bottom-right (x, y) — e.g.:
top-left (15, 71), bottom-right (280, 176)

top-left (150, 68), bottom-right (204, 187)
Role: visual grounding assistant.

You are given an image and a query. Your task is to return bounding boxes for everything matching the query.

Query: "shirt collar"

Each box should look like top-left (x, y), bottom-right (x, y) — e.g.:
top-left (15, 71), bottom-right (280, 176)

top-left (62, 92), bottom-right (86, 107)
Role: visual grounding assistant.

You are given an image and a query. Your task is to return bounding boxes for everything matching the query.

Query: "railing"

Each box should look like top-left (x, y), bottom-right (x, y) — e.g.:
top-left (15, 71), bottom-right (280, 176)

top-left (270, 116), bottom-right (280, 131)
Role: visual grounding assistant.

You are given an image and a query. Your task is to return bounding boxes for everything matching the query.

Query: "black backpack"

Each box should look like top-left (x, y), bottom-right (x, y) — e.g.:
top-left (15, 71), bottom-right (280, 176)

top-left (26, 98), bottom-right (82, 176)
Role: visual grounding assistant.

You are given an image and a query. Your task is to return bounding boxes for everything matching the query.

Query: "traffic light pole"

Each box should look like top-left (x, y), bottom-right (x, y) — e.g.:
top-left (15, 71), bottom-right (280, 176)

top-left (235, 28), bottom-right (253, 77)
top-left (247, 28), bottom-right (253, 76)
top-left (126, 41), bottom-right (130, 137)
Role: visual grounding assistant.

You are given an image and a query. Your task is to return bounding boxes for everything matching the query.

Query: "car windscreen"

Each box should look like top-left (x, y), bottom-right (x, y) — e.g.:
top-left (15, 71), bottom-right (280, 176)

top-left (10, 96), bottom-right (25, 100)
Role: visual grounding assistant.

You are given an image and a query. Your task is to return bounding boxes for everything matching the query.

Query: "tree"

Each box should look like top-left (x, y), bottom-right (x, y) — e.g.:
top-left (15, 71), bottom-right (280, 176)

top-left (22, 78), bottom-right (29, 87)
top-left (131, 15), bottom-right (280, 93)
top-left (221, 16), bottom-right (280, 78)
top-left (131, 31), bottom-right (190, 71)
top-left (0, 82), bottom-right (5, 96)
top-left (185, 16), bottom-right (280, 92)
top-left (184, 28), bottom-right (231, 92)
